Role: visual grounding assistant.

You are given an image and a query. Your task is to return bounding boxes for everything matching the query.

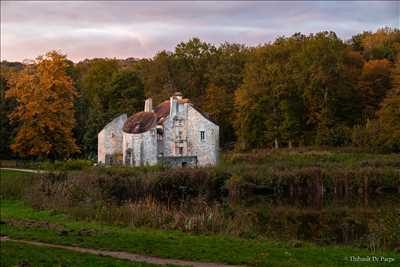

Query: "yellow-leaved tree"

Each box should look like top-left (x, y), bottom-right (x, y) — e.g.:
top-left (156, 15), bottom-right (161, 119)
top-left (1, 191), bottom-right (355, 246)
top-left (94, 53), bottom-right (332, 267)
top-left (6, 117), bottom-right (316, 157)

top-left (6, 51), bottom-right (79, 159)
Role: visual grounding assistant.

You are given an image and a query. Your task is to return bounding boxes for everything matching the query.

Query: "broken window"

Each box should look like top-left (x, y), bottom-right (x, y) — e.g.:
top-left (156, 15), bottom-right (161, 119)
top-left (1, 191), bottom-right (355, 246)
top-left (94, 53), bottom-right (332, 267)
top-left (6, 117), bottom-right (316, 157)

top-left (200, 131), bottom-right (205, 141)
top-left (125, 149), bottom-right (133, 165)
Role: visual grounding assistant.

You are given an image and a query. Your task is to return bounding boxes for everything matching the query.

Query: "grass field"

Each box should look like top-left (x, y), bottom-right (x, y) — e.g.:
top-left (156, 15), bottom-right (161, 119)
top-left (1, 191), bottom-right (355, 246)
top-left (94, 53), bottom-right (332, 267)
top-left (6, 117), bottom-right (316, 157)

top-left (1, 241), bottom-right (179, 267)
top-left (1, 199), bottom-right (398, 267)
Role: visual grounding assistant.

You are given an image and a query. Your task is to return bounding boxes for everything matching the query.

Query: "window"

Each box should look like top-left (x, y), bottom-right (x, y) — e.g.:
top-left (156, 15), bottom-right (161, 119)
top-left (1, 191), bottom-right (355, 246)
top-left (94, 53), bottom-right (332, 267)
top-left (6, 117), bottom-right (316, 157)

top-left (179, 147), bottom-right (183, 155)
top-left (175, 119), bottom-right (184, 127)
top-left (200, 131), bottom-right (205, 141)
top-left (157, 128), bottom-right (163, 140)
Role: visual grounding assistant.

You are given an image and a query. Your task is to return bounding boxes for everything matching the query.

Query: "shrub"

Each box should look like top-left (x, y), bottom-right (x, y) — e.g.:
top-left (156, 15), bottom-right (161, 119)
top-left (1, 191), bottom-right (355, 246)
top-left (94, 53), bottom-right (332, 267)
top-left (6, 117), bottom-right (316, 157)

top-left (0, 171), bottom-right (35, 199)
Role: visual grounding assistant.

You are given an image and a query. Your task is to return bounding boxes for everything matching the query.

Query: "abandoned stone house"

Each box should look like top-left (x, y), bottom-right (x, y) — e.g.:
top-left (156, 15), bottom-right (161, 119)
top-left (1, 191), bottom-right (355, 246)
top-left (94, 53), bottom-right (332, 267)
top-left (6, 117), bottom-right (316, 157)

top-left (98, 92), bottom-right (219, 167)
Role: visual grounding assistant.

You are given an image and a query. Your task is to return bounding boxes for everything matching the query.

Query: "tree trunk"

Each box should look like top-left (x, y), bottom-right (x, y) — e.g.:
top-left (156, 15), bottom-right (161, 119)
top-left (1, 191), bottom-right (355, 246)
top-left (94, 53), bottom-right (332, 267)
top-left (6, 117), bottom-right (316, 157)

top-left (274, 138), bottom-right (279, 149)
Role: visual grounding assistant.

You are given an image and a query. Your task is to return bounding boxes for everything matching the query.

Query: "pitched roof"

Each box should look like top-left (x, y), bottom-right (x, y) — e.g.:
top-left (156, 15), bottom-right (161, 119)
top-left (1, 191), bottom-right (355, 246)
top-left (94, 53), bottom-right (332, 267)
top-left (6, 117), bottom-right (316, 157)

top-left (154, 100), bottom-right (170, 124)
top-left (123, 97), bottom-right (217, 134)
top-left (153, 99), bottom-right (191, 124)
top-left (123, 112), bottom-right (157, 134)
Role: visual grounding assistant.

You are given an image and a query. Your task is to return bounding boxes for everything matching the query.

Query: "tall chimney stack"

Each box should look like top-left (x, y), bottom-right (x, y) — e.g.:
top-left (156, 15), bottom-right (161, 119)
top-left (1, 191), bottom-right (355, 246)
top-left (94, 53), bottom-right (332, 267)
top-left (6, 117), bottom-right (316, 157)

top-left (144, 98), bottom-right (153, 112)
top-left (170, 96), bottom-right (178, 117)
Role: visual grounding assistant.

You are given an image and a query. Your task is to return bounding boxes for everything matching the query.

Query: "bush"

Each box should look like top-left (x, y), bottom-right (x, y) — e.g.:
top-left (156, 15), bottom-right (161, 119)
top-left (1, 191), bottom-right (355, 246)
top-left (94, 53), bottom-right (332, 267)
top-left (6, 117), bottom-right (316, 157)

top-left (39, 159), bottom-right (93, 171)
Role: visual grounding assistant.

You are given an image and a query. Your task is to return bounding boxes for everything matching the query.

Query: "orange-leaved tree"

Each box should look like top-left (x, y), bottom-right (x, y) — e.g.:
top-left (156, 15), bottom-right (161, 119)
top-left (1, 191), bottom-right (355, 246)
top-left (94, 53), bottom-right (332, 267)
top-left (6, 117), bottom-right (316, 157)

top-left (6, 51), bottom-right (79, 159)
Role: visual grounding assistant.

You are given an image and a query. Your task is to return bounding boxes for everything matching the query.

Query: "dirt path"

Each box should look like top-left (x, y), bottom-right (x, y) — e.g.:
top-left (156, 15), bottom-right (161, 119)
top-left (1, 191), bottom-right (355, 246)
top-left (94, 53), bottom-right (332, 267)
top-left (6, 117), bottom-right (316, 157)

top-left (1, 236), bottom-right (248, 267)
top-left (0, 168), bottom-right (45, 173)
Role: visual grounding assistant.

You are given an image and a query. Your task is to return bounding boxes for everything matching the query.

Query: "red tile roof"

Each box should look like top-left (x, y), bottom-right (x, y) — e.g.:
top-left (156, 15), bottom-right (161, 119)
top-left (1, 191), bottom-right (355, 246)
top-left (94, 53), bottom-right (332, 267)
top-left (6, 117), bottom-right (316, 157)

top-left (123, 112), bottom-right (157, 134)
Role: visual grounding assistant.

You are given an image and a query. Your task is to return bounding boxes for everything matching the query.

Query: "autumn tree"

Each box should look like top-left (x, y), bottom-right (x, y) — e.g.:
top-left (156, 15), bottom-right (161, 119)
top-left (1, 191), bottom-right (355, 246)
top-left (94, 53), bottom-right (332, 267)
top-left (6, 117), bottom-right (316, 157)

top-left (376, 93), bottom-right (400, 152)
top-left (376, 57), bottom-right (400, 151)
top-left (361, 27), bottom-right (400, 61)
top-left (5, 51), bottom-right (79, 159)
top-left (358, 59), bottom-right (392, 119)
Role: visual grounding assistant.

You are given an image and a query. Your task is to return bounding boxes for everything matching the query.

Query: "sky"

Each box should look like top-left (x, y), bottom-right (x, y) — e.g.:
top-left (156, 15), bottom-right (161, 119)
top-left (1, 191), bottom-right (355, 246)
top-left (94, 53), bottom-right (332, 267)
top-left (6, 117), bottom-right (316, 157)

top-left (1, 1), bottom-right (399, 62)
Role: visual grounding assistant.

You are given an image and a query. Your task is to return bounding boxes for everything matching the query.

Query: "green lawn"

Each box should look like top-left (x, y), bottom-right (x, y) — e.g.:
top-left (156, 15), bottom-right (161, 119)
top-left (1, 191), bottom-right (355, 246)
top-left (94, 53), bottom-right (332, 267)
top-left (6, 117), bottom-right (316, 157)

top-left (0, 240), bottom-right (178, 267)
top-left (1, 200), bottom-right (398, 267)
top-left (0, 169), bottom-right (33, 178)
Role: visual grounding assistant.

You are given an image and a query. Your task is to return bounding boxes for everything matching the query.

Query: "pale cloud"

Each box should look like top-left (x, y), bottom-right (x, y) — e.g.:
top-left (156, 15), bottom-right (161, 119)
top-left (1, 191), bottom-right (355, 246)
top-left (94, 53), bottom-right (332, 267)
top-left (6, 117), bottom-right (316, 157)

top-left (1, 1), bottom-right (398, 62)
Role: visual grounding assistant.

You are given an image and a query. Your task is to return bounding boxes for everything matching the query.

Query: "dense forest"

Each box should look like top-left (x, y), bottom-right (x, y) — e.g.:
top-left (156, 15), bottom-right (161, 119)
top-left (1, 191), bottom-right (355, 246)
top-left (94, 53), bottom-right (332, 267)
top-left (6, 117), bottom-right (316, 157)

top-left (1, 28), bottom-right (399, 160)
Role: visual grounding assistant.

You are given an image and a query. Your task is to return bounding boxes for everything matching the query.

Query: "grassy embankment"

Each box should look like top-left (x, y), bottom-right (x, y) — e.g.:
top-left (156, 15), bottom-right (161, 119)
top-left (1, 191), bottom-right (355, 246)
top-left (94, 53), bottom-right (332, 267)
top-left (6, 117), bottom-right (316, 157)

top-left (1, 241), bottom-right (178, 267)
top-left (1, 200), bottom-right (398, 267)
top-left (1, 165), bottom-right (399, 267)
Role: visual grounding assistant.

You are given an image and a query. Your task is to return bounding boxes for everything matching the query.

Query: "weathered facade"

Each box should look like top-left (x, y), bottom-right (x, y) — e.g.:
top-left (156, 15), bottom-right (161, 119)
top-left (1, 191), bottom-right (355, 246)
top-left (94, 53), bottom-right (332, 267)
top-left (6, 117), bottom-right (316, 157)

top-left (98, 93), bottom-right (219, 167)
top-left (98, 114), bottom-right (127, 164)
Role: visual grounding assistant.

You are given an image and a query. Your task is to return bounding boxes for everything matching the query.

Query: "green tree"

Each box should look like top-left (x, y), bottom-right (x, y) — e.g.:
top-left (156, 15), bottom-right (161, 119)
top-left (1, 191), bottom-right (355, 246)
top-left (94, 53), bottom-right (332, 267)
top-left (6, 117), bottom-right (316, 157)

top-left (0, 74), bottom-right (16, 158)
top-left (79, 58), bottom-right (120, 157)
top-left (136, 51), bottom-right (177, 105)
top-left (299, 32), bottom-right (360, 145)
top-left (204, 84), bottom-right (235, 146)
top-left (108, 69), bottom-right (145, 118)
top-left (174, 38), bottom-right (217, 104)
top-left (235, 34), bottom-right (307, 149)
top-left (210, 42), bottom-right (249, 92)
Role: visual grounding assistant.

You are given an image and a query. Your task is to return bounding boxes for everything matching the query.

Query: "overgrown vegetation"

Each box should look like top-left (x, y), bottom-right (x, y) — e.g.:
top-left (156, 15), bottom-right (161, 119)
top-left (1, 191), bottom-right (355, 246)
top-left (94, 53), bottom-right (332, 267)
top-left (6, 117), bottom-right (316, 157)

top-left (2, 150), bottom-right (399, 252)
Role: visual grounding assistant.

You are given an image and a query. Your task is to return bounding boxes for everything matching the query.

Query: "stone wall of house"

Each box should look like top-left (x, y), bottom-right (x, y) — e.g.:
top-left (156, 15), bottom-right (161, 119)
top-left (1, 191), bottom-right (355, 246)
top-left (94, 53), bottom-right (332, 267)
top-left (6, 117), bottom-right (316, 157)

top-left (162, 101), bottom-right (189, 157)
top-left (98, 114), bottom-right (127, 164)
top-left (162, 100), bottom-right (219, 166)
top-left (186, 106), bottom-right (219, 166)
top-left (159, 156), bottom-right (198, 167)
top-left (123, 129), bottom-right (158, 166)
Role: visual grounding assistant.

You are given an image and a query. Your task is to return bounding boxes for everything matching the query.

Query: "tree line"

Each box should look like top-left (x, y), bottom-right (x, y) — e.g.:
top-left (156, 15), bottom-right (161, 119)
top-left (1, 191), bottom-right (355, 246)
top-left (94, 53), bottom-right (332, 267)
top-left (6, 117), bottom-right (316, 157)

top-left (1, 27), bottom-right (399, 160)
